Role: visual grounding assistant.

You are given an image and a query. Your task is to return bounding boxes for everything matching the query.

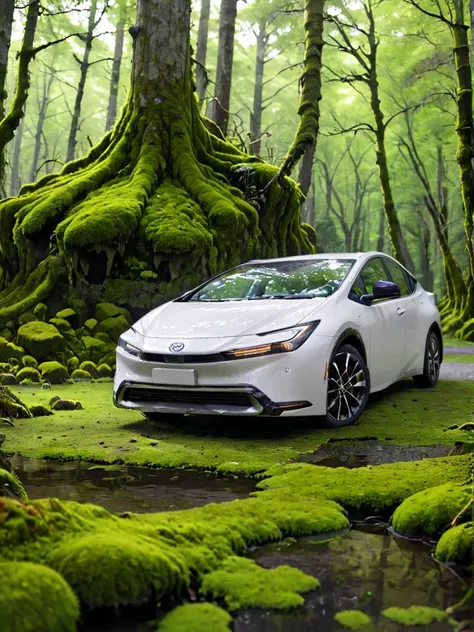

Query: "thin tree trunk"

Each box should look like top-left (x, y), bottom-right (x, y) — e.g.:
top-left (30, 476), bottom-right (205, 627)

top-left (250, 17), bottom-right (267, 156)
top-left (105, 0), bottom-right (126, 132)
top-left (470, 0), bottom-right (474, 48)
top-left (0, 0), bottom-right (39, 188)
top-left (29, 69), bottom-right (55, 182)
top-left (66, 0), bottom-right (98, 162)
top-left (9, 116), bottom-right (24, 196)
top-left (195, 0), bottom-right (211, 105)
top-left (0, 0), bottom-right (15, 118)
top-left (376, 205), bottom-right (385, 252)
top-left (208, 0), bottom-right (238, 135)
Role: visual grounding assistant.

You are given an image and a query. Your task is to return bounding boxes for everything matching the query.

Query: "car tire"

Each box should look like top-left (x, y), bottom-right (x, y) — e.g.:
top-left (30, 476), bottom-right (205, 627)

top-left (325, 343), bottom-right (370, 428)
top-left (413, 329), bottom-right (441, 388)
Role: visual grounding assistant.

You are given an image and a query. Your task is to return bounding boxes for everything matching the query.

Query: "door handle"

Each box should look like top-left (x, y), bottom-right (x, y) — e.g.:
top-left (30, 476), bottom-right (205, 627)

top-left (397, 306), bottom-right (406, 316)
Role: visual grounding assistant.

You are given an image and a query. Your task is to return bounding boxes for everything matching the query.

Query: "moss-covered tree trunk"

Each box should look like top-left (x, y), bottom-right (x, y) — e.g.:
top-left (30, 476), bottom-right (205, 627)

top-left (0, 0), bottom-right (315, 326)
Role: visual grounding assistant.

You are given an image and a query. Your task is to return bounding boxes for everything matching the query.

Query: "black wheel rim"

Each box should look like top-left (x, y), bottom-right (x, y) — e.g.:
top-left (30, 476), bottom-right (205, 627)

top-left (327, 351), bottom-right (367, 422)
top-left (428, 334), bottom-right (440, 382)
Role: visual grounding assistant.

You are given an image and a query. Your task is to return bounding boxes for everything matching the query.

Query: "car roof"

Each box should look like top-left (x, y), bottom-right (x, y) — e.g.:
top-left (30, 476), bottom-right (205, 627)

top-left (248, 252), bottom-right (380, 264)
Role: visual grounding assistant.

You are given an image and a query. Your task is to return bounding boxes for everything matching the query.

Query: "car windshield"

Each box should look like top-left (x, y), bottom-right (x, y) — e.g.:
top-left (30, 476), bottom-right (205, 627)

top-left (188, 259), bottom-right (355, 301)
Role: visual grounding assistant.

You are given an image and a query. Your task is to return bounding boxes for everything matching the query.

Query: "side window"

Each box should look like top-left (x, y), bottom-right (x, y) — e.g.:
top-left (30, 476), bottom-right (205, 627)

top-left (360, 258), bottom-right (387, 295)
top-left (383, 259), bottom-right (409, 296)
top-left (349, 276), bottom-right (366, 303)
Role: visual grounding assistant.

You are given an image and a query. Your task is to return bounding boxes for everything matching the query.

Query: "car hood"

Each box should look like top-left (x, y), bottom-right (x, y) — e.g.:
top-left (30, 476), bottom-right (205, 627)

top-left (134, 299), bottom-right (328, 339)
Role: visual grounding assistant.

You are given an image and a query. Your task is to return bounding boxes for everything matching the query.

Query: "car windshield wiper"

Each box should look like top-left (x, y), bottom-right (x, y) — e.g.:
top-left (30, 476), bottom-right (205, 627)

top-left (248, 294), bottom-right (314, 300)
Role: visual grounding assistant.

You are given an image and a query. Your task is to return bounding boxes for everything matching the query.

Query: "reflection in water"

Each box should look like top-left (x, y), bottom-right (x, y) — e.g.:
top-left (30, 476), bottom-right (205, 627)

top-left (11, 455), bottom-right (256, 514)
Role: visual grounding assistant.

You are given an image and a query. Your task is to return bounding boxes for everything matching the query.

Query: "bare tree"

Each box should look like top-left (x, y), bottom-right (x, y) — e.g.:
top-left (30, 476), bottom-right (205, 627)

top-left (105, 0), bottom-right (127, 131)
top-left (195, 0), bottom-right (211, 105)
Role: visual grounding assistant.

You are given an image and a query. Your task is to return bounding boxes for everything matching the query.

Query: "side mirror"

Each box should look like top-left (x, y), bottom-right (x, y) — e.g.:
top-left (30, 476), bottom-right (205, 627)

top-left (362, 280), bottom-right (401, 305)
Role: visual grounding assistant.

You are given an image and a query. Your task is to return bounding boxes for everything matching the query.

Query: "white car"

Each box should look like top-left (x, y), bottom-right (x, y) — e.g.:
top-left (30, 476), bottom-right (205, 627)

top-left (114, 252), bottom-right (442, 427)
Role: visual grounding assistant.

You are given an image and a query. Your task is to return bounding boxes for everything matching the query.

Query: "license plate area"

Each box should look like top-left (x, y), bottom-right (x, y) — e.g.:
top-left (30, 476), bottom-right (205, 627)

top-left (152, 368), bottom-right (197, 386)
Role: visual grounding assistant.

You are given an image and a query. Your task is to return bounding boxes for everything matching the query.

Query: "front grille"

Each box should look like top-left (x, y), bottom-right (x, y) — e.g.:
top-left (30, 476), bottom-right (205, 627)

top-left (123, 387), bottom-right (254, 408)
top-left (139, 352), bottom-right (226, 364)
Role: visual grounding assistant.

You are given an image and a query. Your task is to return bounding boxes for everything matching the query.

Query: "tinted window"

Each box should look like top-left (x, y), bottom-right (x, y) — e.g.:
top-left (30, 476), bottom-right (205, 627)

top-left (349, 276), bottom-right (366, 303)
top-left (383, 259), bottom-right (409, 295)
top-left (360, 258), bottom-right (387, 295)
top-left (189, 259), bottom-right (355, 301)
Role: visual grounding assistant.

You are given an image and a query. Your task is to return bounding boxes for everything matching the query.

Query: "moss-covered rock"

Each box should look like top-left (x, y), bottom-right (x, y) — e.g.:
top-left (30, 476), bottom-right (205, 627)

top-left (33, 303), bottom-right (48, 321)
top-left (382, 606), bottom-right (447, 626)
top-left (0, 468), bottom-right (27, 501)
top-left (0, 387), bottom-right (30, 418)
top-left (17, 322), bottom-right (65, 361)
top-left (79, 361), bottom-right (99, 379)
top-left (334, 610), bottom-right (373, 631)
top-left (16, 367), bottom-right (41, 384)
top-left (95, 302), bottom-right (131, 324)
top-left (0, 337), bottom-right (24, 362)
top-left (0, 373), bottom-right (18, 386)
top-left (98, 363), bottom-right (113, 378)
top-left (71, 369), bottom-right (92, 382)
top-left (435, 522), bottom-right (473, 565)
top-left (99, 350), bottom-right (116, 367)
top-left (67, 356), bottom-right (80, 373)
top-left (157, 603), bottom-right (232, 632)
top-left (29, 403), bottom-right (53, 418)
top-left (201, 556), bottom-right (318, 610)
top-left (0, 328), bottom-right (13, 340)
top-left (51, 399), bottom-right (83, 411)
top-left (80, 337), bottom-right (110, 364)
top-left (38, 361), bottom-right (69, 385)
top-left (0, 561), bottom-right (79, 632)
top-left (84, 318), bottom-right (98, 332)
top-left (0, 362), bottom-right (10, 372)
top-left (55, 308), bottom-right (78, 327)
top-left (392, 483), bottom-right (472, 537)
top-left (49, 317), bottom-right (72, 333)
top-left (94, 332), bottom-right (112, 344)
top-left (95, 315), bottom-right (129, 343)
top-left (18, 312), bottom-right (37, 326)
top-left (22, 355), bottom-right (38, 368)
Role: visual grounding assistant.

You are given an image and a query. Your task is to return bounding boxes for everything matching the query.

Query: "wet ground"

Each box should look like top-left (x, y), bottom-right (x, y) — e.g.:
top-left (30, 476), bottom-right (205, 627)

top-left (12, 456), bottom-right (256, 513)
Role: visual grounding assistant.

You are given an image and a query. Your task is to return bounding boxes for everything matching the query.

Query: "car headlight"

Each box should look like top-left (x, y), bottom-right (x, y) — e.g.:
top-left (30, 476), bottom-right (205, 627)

top-left (224, 320), bottom-right (320, 360)
top-left (118, 336), bottom-right (141, 357)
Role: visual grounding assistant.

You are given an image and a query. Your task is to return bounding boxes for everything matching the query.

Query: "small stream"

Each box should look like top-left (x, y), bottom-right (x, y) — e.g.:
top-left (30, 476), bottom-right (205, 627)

top-left (7, 457), bottom-right (470, 631)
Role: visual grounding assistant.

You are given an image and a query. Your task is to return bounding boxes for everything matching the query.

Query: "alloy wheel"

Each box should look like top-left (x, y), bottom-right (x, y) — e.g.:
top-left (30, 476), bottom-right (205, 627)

top-left (427, 333), bottom-right (441, 382)
top-left (327, 350), bottom-right (367, 423)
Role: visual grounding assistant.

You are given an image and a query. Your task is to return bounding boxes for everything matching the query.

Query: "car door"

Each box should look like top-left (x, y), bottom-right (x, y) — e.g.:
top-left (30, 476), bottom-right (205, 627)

top-left (382, 257), bottom-right (419, 370)
top-left (359, 257), bottom-right (406, 387)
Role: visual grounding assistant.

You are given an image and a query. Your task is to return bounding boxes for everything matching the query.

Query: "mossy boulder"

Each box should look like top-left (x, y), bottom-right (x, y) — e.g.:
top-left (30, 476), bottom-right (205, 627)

top-left (51, 399), bottom-right (83, 411)
top-left (67, 357), bottom-right (80, 373)
top-left (334, 610), bottom-right (373, 631)
top-left (79, 360), bottom-right (99, 379)
top-left (99, 350), bottom-right (116, 367)
top-left (95, 302), bottom-right (131, 324)
top-left (0, 328), bottom-right (13, 340)
top-left (0, 337), bottom-right (24, 363)
top-left (84, 318), bottom-right (98, 332)
top-left (80, 337), bottom-right (110, 364)
top-left (49, 317), bottom-right (72, 334)
top-left (29, 403), bottom-right (53, 418)
top-left (71, 369), bottom-right (92, 382)
top-left (157, 603), bottom-right (232, 632)
top-left (22, 355), bottom-right (38, 368)
top-left (0, 387), bottom-right (31, 418)
top-left (435, 522), bottom-right (473, 565)
top-left (17, 322), bottom-right (65, 361)
top-left (0, 362), bottom-right (10, 372)
top-left (0, 468), bottom-right (27, 501)
top-left (392, 483), bottom-right (472, 537)
top-left (382, 606), bottom-right (447, 626)
top-left (0, 373), bottom-right (18, 386)
top-left (16, 367), bottom-right (41, 384)
top-left (49, 533), bottom-right (182, 609)
top-left (98, 363), bottom-right (113, 378)
top-left (33, 303), bottom-right (48, 321)
top-left (0, 561), bottom-right (79, 632)
top-left (94, 332), bottom-right (112, 344)
top-left (95, 315), bottom-right (130, 343)
top-left (38, 362), bottom-right (69, 385)
top-left (18, 312), bottom-right (37, 326)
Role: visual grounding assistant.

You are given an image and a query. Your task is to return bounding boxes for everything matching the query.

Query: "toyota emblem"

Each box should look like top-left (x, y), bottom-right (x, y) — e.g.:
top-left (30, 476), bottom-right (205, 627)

top-left (169, 342), bottom-right (185, 353)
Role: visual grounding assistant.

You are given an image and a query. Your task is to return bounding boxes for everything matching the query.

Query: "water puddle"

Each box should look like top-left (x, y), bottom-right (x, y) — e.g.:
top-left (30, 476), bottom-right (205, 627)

top-left (11, 456), bottom-right (256, 514)
top-left (301, 442), bottom-right (452, 468)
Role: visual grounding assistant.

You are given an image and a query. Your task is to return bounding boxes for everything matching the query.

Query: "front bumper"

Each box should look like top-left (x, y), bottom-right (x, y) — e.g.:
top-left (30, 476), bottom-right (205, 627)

top-left (114, 380), bottom-right (311, 416)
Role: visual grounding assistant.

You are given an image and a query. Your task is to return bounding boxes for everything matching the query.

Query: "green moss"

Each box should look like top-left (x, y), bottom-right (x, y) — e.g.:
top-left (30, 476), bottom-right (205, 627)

top-left (38, 362), bottom-right (69, 385)
top-left (22, 356), bottom-right (38, 368)
top-left (0, 337), bottom-right (24, 362)
top-left (392, 483), bottom-right (471, 537)
top-left (18, 312), bottom-right (37, 326)
top-left (49, 318), bottom-right (72, 334)
top-left (0, 468), bottom-right (27, 501)
top-left (78, 361), bottom-right (99, 379)
top-left (98, 363), bottom-right (113, 378)
top-left (0, 561), bottom-right (79, 632)
top-left (79, 337), bottom-right (109, 364)
top-left (435, 522), bottom-right (473, 565)
top-left (33, 303), bottom-right (47, 321)
top-left (382, 606), bottom-right (447, 626)
top-left (95, 302), bottom-right (131, 324)
top-left (157, 603), bottom-right (232, 632)
top-left (16, 367), bottom-right (41, 384)
top-left (0, 373), bottom-right (18, 385)
top-left (201, 556), bottom-right (318, 610)
top-left (95, 315), bottom-right (130, 343)
top-left (334, 610), bottom-right (373, 630)
top-left (51, 399), bottom-right (83, 411)
top-left (84, 318), bottom-right (98, 331)
top-left (67, 357), bottom-right (80, 372)
top-left (17, 322), bottom-right (65, 361)
top-left (55, 308), bottom-right (77, 323)
top-left (29, 403), bottom-right (53, 418)
top-left (72, 369), bottom-right (92, 382)
top-left (0, 386), bottom-right (31, 419)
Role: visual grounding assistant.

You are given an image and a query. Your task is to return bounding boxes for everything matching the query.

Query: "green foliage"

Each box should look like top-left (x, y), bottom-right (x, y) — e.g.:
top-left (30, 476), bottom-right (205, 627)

top-left (201, 556), bottom-right (318, 610)
top-left (0, 469), bottom-right (27, 501)
top-left (0, 561), bottom-right (79, 632)
top-left (156, 603), bottom-right (232, 632)
top-left (0, 386), bottom-right (31, 419)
